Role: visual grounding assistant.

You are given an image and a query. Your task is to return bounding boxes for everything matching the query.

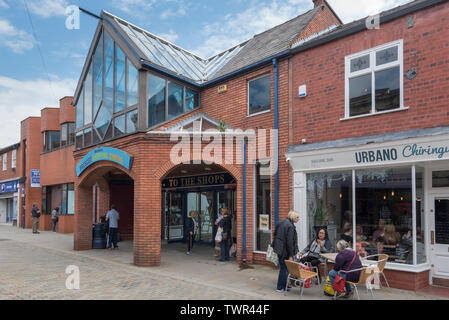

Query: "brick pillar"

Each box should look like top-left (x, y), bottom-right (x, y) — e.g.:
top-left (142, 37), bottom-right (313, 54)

top-left (133, 177), bottom-right (161, 266)
top-left (74, 184), bottom-right (93, 250)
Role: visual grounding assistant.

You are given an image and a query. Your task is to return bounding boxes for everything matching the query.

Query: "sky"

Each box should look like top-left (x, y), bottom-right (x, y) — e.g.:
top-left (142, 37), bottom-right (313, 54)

top-left (0, 0), bottom-right (413, 148)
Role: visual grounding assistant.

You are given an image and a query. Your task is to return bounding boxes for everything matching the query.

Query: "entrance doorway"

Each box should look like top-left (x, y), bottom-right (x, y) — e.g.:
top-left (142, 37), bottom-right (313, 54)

top-left (430, 195), bottom-right (449, 283)
top-left (161, 164), bottom-right (237, 246)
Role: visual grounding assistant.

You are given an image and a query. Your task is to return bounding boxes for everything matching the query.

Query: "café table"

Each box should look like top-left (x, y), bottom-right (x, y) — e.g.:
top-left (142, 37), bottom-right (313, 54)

top-left (320, 253), bottom-right (338, 278)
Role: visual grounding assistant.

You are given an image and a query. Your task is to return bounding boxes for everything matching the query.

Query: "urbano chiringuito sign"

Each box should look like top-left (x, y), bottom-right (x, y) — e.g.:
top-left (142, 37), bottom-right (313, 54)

top-left (76, 147), bottom-right (133, 177)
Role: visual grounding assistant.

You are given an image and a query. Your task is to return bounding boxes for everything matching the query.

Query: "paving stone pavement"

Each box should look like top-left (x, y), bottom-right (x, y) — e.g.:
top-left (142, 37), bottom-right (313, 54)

top-left (0, 224), bottom-right (445, 300)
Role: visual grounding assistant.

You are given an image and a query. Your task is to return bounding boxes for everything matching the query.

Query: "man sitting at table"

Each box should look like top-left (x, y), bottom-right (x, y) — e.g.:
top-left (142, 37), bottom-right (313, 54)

top-left (298, 228), bottom-right (332, 283)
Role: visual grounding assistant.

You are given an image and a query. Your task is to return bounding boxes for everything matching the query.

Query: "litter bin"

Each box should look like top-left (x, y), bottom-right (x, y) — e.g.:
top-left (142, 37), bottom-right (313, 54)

top-left (92, 223), bottom-right (107, 249)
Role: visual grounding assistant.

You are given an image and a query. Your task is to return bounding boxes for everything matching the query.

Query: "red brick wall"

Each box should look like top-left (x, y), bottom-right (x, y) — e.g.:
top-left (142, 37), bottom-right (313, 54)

top-left (292, 2), bottom-right (449, 145)
top-left (291, 2), bottom-right (341, 46)
top-left (40, 108), bottom-right (60, 132)
top-left (0, 148), bottom-right (20, 181)
top-left (59, 97), bottom-right (75, 125)
top-left (40, 146), bottom-right (75, 186)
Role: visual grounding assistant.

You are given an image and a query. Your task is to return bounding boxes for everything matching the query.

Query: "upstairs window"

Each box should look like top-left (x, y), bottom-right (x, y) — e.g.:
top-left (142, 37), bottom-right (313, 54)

top-left (248, 74), bottom-right (271, 116)
top-left (43, 131), bottom-right (60, 153)
top-left (11, 150), bottom-right (16, 169)
top-left (345, 40), bottom-right (404, 118)
top-left (2, 153), bottom-right (7, 171)
top-left (61, 123), bottom-right (75, 147)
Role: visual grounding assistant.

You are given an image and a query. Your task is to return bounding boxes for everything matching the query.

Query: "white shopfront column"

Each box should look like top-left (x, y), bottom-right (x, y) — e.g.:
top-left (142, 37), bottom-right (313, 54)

top-left (293, 171), bottom-right (308, 251)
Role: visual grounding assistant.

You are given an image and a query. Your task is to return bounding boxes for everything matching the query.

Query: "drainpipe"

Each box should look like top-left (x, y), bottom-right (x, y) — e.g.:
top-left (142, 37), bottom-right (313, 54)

top-left (272, 58), bottom-right (279, 228)
top-left (242, 138), bottom-right (247, 263)
top-left (94, 184), bottom-right (98, 223)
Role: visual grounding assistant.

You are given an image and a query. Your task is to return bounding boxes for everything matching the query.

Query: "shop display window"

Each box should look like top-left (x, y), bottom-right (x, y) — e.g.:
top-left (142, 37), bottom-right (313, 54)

top-left (255, 161), bottom-right (272, 252)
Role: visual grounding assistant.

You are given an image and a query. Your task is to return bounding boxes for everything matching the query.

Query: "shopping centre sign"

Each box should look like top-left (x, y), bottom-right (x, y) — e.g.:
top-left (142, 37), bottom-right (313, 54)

top-left (76, 147), bottom-right (133, 177)
top-left (288, 138), bottom-right (449, 171)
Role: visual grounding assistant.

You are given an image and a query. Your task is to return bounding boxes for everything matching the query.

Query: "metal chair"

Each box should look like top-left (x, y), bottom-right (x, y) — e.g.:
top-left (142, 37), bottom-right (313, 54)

top-left (364, 254), bottom-right (390, 289)
top-left (306, 261), bottom-right (326, 285)
top-left (284, 260), bottom-right (319, 299)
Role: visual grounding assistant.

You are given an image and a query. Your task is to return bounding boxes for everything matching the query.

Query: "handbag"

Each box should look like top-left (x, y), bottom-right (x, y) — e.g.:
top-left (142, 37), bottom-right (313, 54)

top-left (215, 227), bottom-right (223, 242)
top-left (266, 244), bottom-right (279, 266)
top-left (333, 251), bottom-right (357, 294)
top-left (324, 276), bottom-right (335, 296)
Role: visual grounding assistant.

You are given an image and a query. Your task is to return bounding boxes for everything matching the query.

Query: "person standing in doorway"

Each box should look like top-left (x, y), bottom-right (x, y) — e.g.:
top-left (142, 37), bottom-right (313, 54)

top-left (31, 203), bottom-right (41, 234)
top-left (218, 208), bottom-right (232, 262)
top-left (214, 208), bottom-right (224, 258)
top-left (106, 204), bottom-right (120, 250)
top-left (273, 210), bottom-right (300, 292)
top-left (186, 210), bottom-right (197, 255)
top-left (51, 207), bottom-right (59, 232)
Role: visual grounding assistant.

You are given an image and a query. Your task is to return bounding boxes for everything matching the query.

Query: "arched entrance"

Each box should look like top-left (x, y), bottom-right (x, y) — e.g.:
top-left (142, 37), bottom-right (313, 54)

top-left (161, 163), bottom-right (237, 253)
top-left (74, 162), bottom-right (135, 251)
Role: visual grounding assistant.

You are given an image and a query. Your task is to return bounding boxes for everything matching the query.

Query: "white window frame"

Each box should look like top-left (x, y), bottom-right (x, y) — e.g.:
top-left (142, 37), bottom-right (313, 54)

top-left (344, 39), bottom-right (405, 119)
top-left (11, 150), bottom-right (16, 169)
top-left (2, 153), bottom-right (7, 171)
top-left (247, 73), bottom-right (272, 117)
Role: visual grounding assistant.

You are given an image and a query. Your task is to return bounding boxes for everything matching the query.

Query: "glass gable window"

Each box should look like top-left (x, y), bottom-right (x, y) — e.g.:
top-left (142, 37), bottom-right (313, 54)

top-left (248, 74), bottom-right (271, 116)
top-left (115, 45), bottom-right (126, 113)
top-left (127, 59), bottom-right (138, 107)
top-left (167, 81), bottom-right (183, 120)
top-left (345, 40), bottom-right (403, 118)
top-left (147, 73), bottom-right (200, 128)
top-left (75, 29), bottom-right (140, 149)
top-left (148, 74), bottom-right (166, 127)
top-left (104, 32), bottom-right (114, 111)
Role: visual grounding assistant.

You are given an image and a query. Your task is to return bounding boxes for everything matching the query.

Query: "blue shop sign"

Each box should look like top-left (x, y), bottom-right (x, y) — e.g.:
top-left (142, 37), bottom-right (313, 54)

top-left (0, 180), bottom-right (19, 194)
top-left (76, 147), bottom-right (133, 177)
top-left (31, 169), bottom-right (40, 188)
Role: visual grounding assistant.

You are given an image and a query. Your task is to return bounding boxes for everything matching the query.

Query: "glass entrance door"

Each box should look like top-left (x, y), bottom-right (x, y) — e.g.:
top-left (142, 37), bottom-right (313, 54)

top-left (187, 191), bottom-right (214, 243)
top-left (431, 196), bottom-right (449, 280)
top-left (165, 192), bottom-right (183, 241)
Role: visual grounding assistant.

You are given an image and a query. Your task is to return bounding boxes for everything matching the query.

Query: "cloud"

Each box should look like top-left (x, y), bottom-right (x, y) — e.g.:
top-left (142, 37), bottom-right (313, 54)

top-left (327, 0), bottom-right (414, 23)
top-left (0, 76), bottom-right (77, 148)
top-left (160, 0), bottom-right (188, 19)
top-left (192, 0), bottom-right (310, 58)
top-left (111, 0), bottom-right (157, 14)
top-left (0, 0), bottom-right (8, 9)
top-left (25, 0), bottom-right (69, 18)
top-left (0, 18), bottom-right (34, 53)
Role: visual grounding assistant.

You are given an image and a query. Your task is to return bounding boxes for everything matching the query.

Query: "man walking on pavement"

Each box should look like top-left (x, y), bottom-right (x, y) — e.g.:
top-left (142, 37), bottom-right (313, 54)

top-left (31, 203), bottom-right (41, 234)
top-left (106, 204), bottom-right (120, 250)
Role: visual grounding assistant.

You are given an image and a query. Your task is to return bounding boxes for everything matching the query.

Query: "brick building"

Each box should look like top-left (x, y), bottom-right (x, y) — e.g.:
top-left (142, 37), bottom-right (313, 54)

top-left (18, 97), bottom-right (76, 233)
top-left (0, 143), bottom-right (21, 224)
top-left (71, 0), bottom-right (449, 290)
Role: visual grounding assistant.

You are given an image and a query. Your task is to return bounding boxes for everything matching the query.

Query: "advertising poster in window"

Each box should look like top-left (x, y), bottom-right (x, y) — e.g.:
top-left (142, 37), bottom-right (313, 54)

top-left (259, 214), bottom-right (270, 231)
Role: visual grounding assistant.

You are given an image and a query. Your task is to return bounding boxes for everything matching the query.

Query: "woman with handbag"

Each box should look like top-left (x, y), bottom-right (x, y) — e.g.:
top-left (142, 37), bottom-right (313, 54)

top-left (218, 208), bottom-right (232, 262)
top-left (328, 239), bottom-right (362, 299)
top-left (51, 207), bottom-right (59, 232)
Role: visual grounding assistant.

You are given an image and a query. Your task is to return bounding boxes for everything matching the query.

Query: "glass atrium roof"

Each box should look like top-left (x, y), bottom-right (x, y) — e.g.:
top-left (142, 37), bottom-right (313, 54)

top-left (104, 11), bottom-right (248, 84)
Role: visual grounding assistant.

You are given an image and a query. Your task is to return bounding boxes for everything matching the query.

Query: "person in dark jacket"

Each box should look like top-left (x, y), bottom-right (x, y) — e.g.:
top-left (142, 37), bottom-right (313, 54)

top-left (31, 203), bottom-right (41, 234)
top-left (272, 210), bottom-right (300, 292)
top-left (329, 239), bottom-right (362, 298)
top-left (218, 208), bottom-right (232, 262)
top-left (186, 210), bottom-right (197, 255)
top-left (298, 228), bottom-right (332, 282)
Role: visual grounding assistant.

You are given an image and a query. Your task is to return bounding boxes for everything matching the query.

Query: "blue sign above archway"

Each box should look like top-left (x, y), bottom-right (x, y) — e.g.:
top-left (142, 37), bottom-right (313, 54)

top-left (76, 147), bottom-right (133, 177)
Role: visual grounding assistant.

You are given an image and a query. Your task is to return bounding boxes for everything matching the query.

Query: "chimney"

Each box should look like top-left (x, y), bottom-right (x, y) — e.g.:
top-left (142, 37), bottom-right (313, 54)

top-left (313, 0), bottom-right (325, 8)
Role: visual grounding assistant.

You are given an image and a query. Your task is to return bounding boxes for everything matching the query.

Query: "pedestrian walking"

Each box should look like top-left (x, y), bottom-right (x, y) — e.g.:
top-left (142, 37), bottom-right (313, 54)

top-left (214, 208), bottom-right (224, 257)
top-left (51, 207), bottom-right (59, 232)
top-left (272, 210), bottom-right (299, 292)
top-left (186, 210), bottom-right (197, 255)
top-left (31, 203), bottom-right (41, 234)
top-left (218, 208), bottom-right (232, 262)
top-left (106, 204), bottom-right (120, 249)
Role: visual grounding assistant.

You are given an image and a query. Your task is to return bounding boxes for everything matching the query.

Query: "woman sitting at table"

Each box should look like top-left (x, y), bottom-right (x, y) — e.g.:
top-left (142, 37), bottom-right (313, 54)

top-left (298, 228), bottom-right (332, 283)
top-left (328, 240), bottom-right (362, 299)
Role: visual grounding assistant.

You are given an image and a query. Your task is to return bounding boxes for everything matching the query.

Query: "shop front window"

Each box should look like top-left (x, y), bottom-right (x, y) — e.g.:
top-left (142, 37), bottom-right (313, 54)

top-left (355, 167), bottom-right (412, 263)
top-left (255, 161), bottom-right (271, 252)
top-left (307, 171), bottom-right (352, 250)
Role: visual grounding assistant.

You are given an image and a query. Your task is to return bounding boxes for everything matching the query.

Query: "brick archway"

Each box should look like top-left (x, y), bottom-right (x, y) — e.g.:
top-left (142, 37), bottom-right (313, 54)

top-left (74, 161), bottom-right (135, 251)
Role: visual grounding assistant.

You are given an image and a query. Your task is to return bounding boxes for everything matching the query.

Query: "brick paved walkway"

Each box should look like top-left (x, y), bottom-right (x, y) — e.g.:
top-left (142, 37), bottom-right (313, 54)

top-left (0, 225), bottom-right (445, 300)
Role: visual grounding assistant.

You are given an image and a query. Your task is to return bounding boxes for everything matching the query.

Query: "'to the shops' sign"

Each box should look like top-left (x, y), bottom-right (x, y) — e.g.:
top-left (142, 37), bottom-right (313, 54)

top-left (76, 147), bottom-right (133, 177)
